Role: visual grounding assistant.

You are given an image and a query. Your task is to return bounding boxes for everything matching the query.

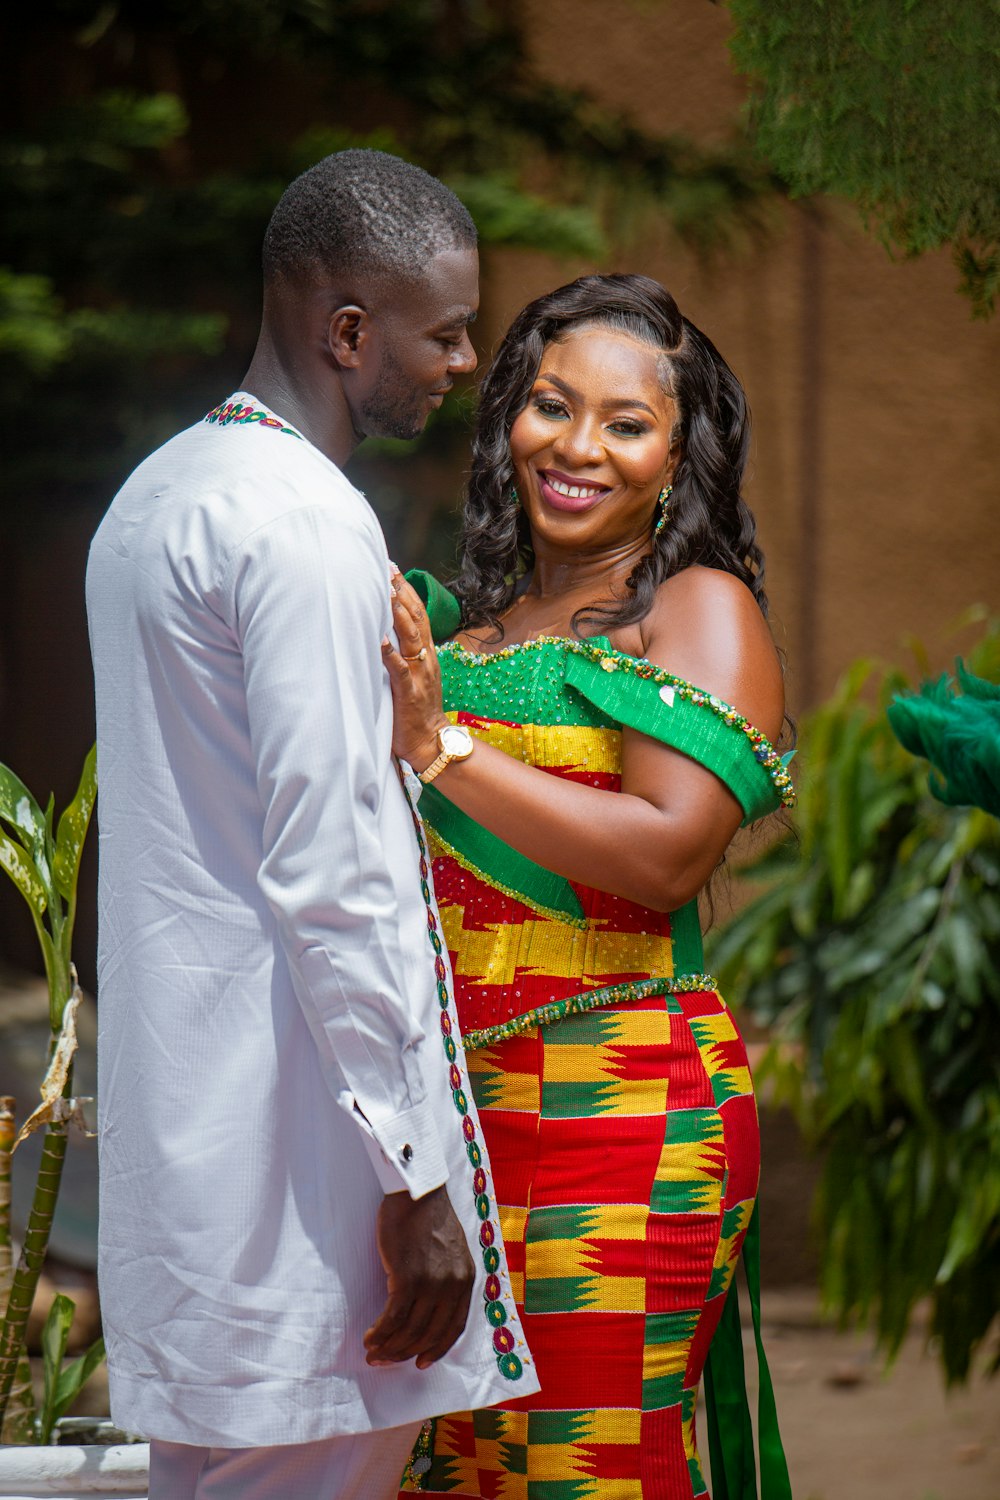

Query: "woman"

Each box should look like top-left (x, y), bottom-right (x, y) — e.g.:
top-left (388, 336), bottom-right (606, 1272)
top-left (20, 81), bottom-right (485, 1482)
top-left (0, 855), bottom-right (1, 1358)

top-left (386, 274), bottom-right (793, 1499)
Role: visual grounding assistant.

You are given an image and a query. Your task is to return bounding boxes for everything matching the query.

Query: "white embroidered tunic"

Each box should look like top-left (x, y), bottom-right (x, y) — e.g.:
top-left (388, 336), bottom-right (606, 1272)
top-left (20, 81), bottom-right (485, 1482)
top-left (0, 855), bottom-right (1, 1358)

top-left (86, 394), bottom-right (536, 1447)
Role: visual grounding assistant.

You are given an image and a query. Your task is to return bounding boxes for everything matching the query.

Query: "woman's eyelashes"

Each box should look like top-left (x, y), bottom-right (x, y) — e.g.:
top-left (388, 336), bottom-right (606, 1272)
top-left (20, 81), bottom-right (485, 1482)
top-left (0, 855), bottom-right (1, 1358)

top-left (531, 395), bottom-right (649, 437)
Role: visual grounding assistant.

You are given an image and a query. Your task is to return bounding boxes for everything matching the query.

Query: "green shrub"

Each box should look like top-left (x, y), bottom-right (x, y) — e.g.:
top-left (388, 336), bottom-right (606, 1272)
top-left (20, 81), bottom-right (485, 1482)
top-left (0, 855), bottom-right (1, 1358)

top-left (708, 626), bottom-right (1000, 1383)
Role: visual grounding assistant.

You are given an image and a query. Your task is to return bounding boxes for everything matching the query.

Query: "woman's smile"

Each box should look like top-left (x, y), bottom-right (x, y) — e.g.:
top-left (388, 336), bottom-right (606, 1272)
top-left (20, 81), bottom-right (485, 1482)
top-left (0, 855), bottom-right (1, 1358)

top-left (537, 467), bottom-right (612, 511)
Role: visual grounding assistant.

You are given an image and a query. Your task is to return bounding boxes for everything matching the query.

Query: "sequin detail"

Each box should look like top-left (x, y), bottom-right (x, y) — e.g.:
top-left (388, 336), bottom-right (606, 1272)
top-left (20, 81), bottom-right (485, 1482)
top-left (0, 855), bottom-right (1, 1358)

top-left (401, 1419), bottom-right (435, 1490)
top-left (401, 776), bottom-right (527, 1384)
top-left (439, 635), bottom-right (796, 810)
top-left (427, 823), bottom-right (588, 929)
top-left (461, 974), bottom-right (720, 1051)
top-left (205, 398), bottom-right (304, 438)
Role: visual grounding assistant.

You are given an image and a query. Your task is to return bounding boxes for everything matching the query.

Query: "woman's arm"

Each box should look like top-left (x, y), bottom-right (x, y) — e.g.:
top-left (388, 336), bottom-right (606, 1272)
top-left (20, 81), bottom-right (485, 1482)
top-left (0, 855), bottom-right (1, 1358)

top-left (384, 568), bottom-right (784, 912)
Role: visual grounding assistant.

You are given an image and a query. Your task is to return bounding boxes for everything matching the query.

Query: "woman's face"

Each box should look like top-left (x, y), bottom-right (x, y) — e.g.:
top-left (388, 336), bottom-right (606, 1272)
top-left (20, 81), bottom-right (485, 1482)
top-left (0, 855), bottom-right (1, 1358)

top-left (508, 324), bottom-right (678, 555)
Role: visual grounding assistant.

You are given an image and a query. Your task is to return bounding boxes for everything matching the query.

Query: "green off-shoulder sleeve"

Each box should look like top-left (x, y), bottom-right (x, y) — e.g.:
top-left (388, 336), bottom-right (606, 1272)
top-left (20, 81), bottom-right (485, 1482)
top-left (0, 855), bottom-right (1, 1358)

top-left (563, 645), bottom-right (794, 825)
top-left (404, 569), bottom-right (462, 642)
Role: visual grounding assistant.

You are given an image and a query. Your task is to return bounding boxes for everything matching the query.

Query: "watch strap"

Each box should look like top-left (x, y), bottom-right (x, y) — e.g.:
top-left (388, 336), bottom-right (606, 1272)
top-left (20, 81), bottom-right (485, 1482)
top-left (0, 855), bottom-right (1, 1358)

top-left (418, 750), bottom-right (452, 786)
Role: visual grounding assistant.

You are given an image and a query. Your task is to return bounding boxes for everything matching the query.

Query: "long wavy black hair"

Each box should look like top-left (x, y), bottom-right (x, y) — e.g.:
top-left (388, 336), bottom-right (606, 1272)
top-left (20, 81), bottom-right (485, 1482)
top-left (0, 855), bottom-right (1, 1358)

top-left (453, 273), bottom-right (766, 636)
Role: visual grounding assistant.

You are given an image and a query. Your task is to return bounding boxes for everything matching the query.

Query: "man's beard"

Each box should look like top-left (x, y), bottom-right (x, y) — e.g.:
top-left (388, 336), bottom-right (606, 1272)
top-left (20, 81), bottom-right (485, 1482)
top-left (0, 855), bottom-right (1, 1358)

top-left (359, 349), bottom-right (427, 441)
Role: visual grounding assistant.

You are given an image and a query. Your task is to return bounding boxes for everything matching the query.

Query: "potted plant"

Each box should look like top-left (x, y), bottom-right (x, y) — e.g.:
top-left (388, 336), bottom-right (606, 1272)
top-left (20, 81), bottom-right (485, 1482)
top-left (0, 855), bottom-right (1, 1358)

top-left (0, 751), bottom-right (150, 1497)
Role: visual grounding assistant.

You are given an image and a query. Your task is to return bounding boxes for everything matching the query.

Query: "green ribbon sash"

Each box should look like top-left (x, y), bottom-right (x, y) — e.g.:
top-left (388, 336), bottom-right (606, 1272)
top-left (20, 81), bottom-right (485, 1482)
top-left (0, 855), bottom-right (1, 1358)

top-left (704, 1202), bottom-right (793, 1499)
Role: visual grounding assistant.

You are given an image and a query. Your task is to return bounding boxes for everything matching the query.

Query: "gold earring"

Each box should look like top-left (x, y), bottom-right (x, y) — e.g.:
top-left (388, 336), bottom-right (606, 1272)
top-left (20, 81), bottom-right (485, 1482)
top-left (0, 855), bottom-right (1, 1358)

top-left (653, 484), bottom-right (673, 539)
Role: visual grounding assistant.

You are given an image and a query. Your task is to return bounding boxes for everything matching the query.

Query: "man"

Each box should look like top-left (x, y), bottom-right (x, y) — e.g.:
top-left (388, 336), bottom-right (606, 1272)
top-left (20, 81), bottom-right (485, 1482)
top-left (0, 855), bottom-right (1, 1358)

top-left (86, 150), bottom-right (537, 1500)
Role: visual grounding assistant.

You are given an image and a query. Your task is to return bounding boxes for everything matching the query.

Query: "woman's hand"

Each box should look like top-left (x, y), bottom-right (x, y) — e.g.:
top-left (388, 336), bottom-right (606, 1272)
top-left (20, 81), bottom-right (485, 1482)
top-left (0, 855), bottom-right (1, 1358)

top-left (382, 570), bottom-right (450, 773)
top-left (379, 565), bottom-right (784, 912)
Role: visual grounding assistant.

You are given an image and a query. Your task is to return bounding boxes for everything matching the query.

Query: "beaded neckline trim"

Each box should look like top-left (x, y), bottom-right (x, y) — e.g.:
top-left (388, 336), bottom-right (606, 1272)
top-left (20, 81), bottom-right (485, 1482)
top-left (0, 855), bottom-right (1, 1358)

top-left (205, 397), bottom-right (304, 438)
top-left (438, 635), bottom-right (795, 810)
top-left (400, 776), bottom-right (528, 1385)
top-left (461, 973), bottom-right (720, 1052)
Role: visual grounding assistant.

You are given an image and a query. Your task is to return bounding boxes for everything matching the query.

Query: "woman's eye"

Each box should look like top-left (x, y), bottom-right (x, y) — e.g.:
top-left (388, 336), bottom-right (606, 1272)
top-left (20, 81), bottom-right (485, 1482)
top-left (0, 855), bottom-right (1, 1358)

top-left (534, 397), bottom-right (568, 418)
top-left (609, 419), bottom-right (647, 437)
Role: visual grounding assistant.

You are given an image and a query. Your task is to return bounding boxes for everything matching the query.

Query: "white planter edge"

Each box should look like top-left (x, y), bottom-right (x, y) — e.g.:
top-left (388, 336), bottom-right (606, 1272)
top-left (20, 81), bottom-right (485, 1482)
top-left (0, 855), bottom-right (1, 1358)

top-left (0, 1442), bottom-right (149, 1499)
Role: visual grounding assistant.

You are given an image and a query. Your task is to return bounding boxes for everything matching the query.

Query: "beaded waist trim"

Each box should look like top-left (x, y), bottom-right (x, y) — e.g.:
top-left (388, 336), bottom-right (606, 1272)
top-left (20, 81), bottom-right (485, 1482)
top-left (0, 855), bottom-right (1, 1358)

top-left (460, 973), bottom-right (719, 1051)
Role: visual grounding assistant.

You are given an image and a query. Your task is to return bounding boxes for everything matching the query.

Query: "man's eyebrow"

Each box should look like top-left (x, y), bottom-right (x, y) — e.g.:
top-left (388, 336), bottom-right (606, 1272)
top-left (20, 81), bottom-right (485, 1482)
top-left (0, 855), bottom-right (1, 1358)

top-left (436, 309), bottom-right (478, 329)
top-left (537, 372), bottom-right (658, 418)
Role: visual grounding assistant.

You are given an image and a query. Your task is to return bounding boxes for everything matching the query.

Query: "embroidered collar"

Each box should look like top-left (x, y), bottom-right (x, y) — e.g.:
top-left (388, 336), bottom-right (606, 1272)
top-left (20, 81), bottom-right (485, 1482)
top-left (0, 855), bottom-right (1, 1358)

top-left (205, 395), bottom-right (303, 439)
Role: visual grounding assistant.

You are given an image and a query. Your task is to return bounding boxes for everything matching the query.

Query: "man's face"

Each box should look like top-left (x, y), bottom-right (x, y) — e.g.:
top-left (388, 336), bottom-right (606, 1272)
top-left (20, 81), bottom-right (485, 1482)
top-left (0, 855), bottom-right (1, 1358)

top-left (357, 246), bottom-right (479, 441)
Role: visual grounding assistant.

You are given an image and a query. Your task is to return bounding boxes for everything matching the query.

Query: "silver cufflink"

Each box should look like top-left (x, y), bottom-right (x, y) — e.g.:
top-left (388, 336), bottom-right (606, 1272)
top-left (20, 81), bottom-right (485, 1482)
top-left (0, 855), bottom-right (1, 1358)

top-left (400, 1143), bottom-right (413, 1162)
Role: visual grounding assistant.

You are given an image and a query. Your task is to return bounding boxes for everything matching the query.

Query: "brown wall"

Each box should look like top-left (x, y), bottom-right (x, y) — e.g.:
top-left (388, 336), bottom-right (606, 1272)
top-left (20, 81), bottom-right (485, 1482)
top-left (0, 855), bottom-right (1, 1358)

top-left (2, 1), bottom-right (998, 984)
top-left (504, 0), bottom-right (999, 714)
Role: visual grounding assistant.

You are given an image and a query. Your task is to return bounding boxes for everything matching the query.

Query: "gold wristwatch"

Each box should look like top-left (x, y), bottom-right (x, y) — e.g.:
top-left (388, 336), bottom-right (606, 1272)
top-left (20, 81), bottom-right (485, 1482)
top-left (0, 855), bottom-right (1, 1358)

top-left (418, 724), bottom-right (475, 784)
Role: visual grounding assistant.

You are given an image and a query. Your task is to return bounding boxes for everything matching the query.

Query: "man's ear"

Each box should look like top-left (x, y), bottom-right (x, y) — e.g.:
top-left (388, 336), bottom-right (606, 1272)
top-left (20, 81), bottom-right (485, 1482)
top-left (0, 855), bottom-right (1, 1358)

top-left (327, 305), bottom-right (371, 368)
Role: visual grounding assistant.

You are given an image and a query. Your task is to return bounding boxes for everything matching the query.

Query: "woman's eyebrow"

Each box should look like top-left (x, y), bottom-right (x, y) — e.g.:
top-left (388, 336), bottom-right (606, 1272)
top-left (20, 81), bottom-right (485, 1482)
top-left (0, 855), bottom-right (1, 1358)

top-left (536, 373), bottom-right (658, 418)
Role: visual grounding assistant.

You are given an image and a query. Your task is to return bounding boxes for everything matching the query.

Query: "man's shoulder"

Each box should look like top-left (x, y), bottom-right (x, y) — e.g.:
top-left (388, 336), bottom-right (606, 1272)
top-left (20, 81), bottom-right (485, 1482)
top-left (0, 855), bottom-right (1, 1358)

top-left (96, 402), bottom-right (373, 558)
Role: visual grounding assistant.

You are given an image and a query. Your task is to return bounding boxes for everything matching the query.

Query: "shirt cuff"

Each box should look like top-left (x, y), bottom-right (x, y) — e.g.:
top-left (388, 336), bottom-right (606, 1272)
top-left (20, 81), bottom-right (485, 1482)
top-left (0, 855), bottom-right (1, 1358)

top-left (339, 1093), bottom-right (449, 1199)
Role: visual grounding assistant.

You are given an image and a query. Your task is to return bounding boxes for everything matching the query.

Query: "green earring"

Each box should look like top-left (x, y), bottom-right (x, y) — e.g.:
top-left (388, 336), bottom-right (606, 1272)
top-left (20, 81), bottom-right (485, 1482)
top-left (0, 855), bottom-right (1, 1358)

top-left (653, 484), bottom-right (673, 539)
top-left (510, 484), bottom-right (520, 509)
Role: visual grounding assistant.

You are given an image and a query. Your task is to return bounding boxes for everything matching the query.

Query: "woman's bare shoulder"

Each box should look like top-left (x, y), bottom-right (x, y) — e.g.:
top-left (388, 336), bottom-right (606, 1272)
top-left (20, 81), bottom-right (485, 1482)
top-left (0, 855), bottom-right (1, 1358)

top-left (640, 566), bottom-right (784, 739)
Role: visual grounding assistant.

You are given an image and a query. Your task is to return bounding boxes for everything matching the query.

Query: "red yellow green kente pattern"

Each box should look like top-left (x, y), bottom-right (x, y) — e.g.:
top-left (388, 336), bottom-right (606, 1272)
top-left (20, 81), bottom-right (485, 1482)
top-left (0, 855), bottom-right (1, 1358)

top-left (400, 590), bottom-right (792, 1499)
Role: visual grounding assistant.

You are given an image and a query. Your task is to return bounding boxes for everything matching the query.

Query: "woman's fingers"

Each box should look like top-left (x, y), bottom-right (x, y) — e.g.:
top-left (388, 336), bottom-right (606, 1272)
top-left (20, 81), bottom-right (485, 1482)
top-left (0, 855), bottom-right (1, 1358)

top-left (392, 573), bottom-right (435, 646)
top-left (381, 635), bottom-right (416, 696)
top-left (391, 592), bottom-right (426, 659)
top-left (381, 611), bottom-right (447, 772)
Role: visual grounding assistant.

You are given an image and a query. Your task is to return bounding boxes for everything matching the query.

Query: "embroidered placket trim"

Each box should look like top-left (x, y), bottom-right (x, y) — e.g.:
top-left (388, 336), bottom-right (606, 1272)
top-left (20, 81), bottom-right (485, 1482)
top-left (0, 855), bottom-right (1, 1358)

top-left (400, 775), bottom-right (528, 1384)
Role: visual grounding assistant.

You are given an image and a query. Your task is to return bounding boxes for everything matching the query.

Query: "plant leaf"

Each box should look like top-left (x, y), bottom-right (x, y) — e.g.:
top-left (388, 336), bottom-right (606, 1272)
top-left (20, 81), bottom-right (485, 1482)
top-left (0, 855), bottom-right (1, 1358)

top-left (38, 1293), bottom-right (75, 1445)
top-left (52, 744), bottom-right (97, 903)
top-left (52, 1336), bottom-right (107, 1426)
top-left (0, 762), bottom-right (45, 849)
top-left (0, 761), bottom-right (55, 899)
top-left (0, 828), bottom-right (48, 915)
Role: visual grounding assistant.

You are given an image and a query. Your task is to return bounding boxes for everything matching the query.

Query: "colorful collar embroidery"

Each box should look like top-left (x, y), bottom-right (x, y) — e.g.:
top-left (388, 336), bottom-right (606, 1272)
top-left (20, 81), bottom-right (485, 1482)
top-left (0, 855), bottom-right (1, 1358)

top-left (205, 397), bottom-right (303, 439)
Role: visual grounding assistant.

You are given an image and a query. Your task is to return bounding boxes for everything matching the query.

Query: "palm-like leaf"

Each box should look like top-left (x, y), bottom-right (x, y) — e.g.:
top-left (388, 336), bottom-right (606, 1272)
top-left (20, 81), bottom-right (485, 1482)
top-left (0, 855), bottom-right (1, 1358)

top-left (708, 628), bottom-right (1000, 1384)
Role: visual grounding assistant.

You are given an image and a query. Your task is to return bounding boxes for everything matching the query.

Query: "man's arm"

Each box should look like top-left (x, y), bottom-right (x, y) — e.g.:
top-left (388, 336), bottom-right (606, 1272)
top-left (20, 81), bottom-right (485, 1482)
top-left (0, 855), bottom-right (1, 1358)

top-left (227, 501), bottom-right (473, 1364)
top-left (232, 503), bottom-right (445, 1194)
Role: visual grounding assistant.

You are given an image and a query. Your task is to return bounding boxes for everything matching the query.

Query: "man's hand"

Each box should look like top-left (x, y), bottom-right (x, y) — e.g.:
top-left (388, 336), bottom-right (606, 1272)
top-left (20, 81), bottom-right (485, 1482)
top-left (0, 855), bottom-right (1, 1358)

top-left (364, 1184), bottom-right (475, 1370)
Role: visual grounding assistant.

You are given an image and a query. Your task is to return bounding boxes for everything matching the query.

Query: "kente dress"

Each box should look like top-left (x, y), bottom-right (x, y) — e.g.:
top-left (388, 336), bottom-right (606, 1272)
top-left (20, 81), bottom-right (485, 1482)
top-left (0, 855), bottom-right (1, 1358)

top-left (401, 573), bottom-right (794, 1500)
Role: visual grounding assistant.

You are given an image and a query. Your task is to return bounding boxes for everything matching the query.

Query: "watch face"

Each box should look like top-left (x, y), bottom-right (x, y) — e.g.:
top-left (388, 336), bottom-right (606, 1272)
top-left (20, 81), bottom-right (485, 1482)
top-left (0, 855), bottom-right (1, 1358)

top-left (440, 725), bottom-right (472, 756)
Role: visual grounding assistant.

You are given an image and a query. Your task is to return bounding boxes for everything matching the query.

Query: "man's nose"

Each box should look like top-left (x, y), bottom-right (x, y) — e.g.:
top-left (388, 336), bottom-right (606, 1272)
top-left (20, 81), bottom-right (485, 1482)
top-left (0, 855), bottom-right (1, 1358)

top-left (449, 330), bottom-right (477, 376)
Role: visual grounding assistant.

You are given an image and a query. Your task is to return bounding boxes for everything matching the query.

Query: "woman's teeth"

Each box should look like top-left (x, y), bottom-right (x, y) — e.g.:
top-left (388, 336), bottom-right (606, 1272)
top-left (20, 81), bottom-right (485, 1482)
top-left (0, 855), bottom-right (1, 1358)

top-left (547, 478), bottom-right (604, 499)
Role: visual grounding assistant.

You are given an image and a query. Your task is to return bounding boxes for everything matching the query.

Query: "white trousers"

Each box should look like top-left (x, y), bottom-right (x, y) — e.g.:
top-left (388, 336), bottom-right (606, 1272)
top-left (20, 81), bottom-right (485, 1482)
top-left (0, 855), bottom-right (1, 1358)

top-left (148, 1421), bottom-right (422, 1499)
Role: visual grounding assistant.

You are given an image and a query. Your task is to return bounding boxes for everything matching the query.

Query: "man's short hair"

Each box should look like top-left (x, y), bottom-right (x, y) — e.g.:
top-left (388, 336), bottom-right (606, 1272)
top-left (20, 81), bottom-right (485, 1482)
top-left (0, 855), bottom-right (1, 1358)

top-left (262, 148), bottom-right (477, 292)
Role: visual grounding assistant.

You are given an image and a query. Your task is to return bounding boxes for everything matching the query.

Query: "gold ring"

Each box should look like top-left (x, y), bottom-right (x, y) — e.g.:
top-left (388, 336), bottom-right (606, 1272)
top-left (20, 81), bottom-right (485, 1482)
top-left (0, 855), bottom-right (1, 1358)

top-left (402, 647), bottom-right (428, 662)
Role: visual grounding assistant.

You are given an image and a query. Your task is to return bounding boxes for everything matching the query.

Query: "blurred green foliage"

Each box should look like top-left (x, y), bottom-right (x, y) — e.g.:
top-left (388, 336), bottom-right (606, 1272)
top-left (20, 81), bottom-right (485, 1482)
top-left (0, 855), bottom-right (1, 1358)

top-left (708, 622), bottom-right (1000, 1384)
top-left (1, 0), bottom-right (772, 547)
top-left (728, 0), bottom-right (1000, 316)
